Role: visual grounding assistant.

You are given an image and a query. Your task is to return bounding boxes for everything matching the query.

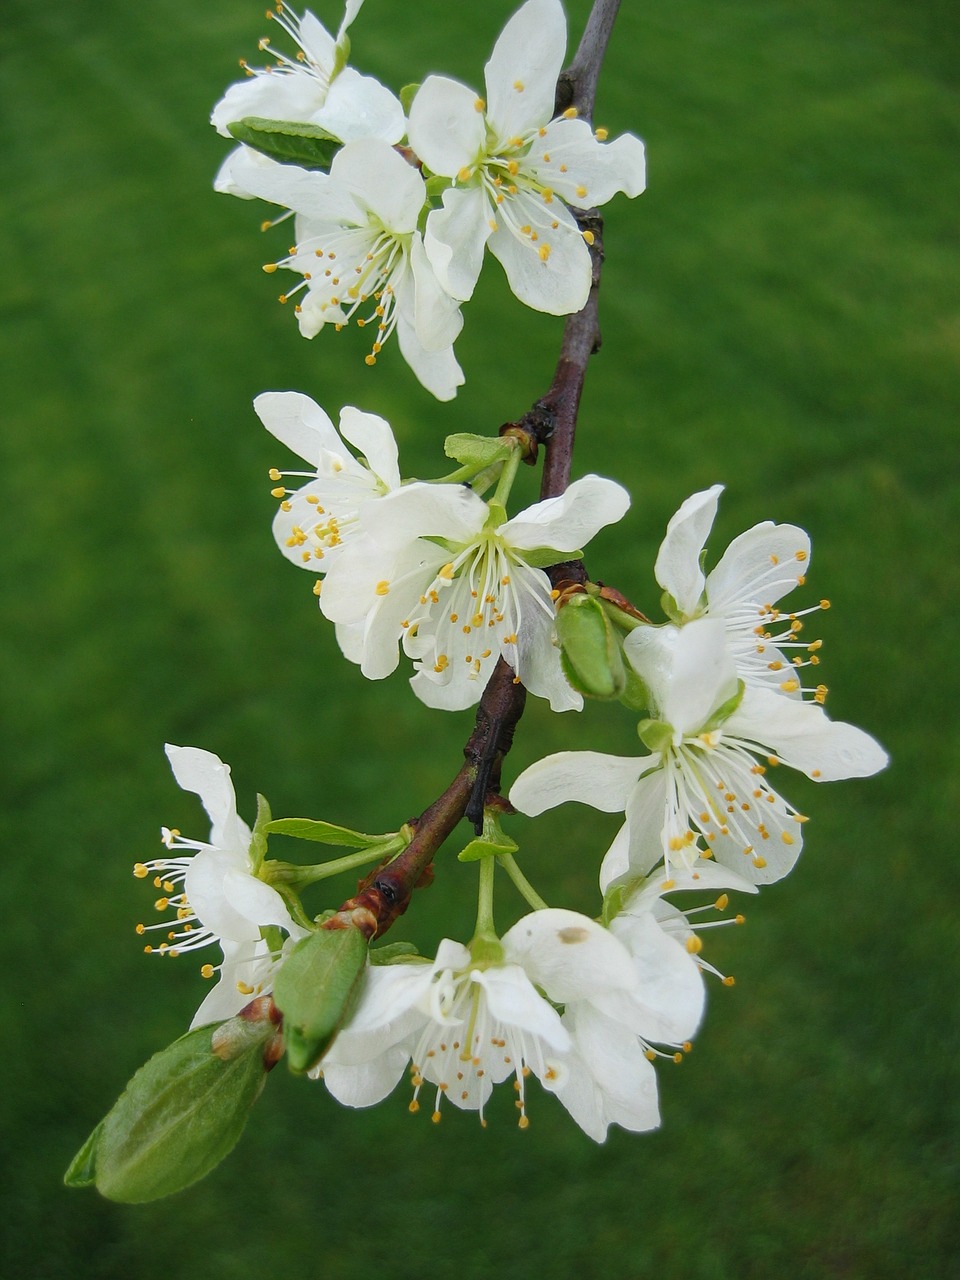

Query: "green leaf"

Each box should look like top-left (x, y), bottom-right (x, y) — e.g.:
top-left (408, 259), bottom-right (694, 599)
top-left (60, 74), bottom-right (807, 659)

top-left (399, 82), bottom-right (421, 114)
top-left (457, 810), bottom-right (519, 862)
top-left (65, 1017), bottom-right (276, 1203)
top-left (64, 1121), bottom-right (104, 1188)
top-left (272, 927), bottom-right (368, 1073)
top-left (556, 593), bottom-right (626, 700)
top-left (263, 818), bottom-right (375, 848)
top-left (369, 941), bottom-right (424, 965)
top-left (519, 545), bottom-right (581, 568)
top-left (443, 432), bottom-right (515, 468)
top-left (227, 117), bottom-right (340, 170)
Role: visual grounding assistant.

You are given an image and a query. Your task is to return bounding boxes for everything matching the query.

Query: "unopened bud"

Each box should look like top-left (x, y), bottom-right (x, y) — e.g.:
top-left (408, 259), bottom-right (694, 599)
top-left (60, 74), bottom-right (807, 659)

top-left (556, 593), bottom-right (626, 700)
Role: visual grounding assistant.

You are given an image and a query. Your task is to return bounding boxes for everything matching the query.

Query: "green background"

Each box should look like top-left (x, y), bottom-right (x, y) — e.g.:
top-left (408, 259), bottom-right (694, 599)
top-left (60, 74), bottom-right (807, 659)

top-left (3, 0), bottom-right (957, 1275)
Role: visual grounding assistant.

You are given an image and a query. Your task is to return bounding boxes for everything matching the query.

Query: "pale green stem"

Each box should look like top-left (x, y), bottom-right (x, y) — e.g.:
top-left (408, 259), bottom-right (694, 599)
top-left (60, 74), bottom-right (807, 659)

top-left (491, 440), bottom-right (523, 508)
top-left (264, 837), bottom-right (405, 889)
top-left (499, 852), bottom-right (550, 912)
top-left (473, 855), bottom-right (497, 940)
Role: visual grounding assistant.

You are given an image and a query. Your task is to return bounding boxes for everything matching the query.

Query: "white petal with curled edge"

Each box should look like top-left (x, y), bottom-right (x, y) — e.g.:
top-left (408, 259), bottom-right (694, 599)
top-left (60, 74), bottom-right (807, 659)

top-left (223, 155), bottom-right (353, 222)
top-left (360, 480), bottom-right (488, 548)
top-left (165, 744), bottom-right (250, 852)
top-left (509, 750), bottom-right (644, 816)
top-left (625, 618), bottom-right (737, 735)
top-left (321, 1047), bottom-right (411, 1107)
top-left (483, 0), bottom-right (567, 142)
top-left (726, 687), bottom-right (889, 781)
top-left (337, 406), bottom-right (400, 490)
top-left (654, 485), bottom-right (723, 617)
top-left (211, 77), bottom-right (326, 140)
top-left (315, 67), bottom-right (405, 144)
top-left (410, 234), bottom-right (464, 353)
top-left (503, 909), bottom-right (637, 1002)
top-left (598, 819), bottom-right (632, 893)
top-left (706, 521), bottom-right (811, 614)
top-left (423, 186), bottom-right (492, 302)
top-left (408, 76), bottom-right (486, 178)
top-left (329, 138), bottom-right (426, 233)
top-left (254, 390), bottom-right (342, 465)
top-left (488, 200), bottom-right (591, 315)
top-left (504, 474), bottom-right (631, 552)
top-left (510, 571), bottom-right (584, 713)
top-left (222, 868), bottom-right (296, 934)
top-left (185, 850), bottom-right (262, 943)
top-left (396, 312), bottom-right (465, 403)
top-left (605, 912), bottom-right (705, 1042)
top-left (190, 940), bottom-right (271, 1028)
top-left (474, 966), bottom-right (570, 1052)
top-left (557, 1004), bottom-right (661, 1141)
top-left (627, 859), bottom-right (759, 913)
top-left (530, 120), bottom-right (647, 205)
top-left (297, 8), bottom-right (336, 69)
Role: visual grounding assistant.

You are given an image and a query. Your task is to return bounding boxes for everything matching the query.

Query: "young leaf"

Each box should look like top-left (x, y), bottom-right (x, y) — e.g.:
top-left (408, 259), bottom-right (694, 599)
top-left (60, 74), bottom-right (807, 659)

top-left (443, 433), bottom-right (515, 468)
top-left (272, 927), bottom-right (368, 1073)
top-left (65, 1014), bottom-right (277, 1203)
top-left (263, 818), bottom-right (376, 847)
top-left (227, 117), bottom-right (339, 169)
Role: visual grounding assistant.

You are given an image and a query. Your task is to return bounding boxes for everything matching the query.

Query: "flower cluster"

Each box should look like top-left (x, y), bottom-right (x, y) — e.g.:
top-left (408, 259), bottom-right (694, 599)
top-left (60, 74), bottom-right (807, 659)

top-left (212, 0), bottom-right (646, 397)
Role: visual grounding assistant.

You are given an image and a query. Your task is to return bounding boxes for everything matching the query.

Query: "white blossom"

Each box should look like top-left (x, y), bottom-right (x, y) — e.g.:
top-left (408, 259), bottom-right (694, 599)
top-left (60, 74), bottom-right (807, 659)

top-left (255, 390), bottom-right (401, 573)
top-left (317, 473), bottom-right (630, 710)
top-left (225, 139), bottom-right (464, 399)
top-left (212, 0), bottom-right (404, 197)
top-left (510, 618), bottom-right (888, 887)
top-left (407, 0), bottom-right (645, 314)
top-left (655, 484), bottom-right (830, 698)
top-left (133, 745), bottom-right (306, 1026)
top-left (321, 908), bottom-right (699, 1139)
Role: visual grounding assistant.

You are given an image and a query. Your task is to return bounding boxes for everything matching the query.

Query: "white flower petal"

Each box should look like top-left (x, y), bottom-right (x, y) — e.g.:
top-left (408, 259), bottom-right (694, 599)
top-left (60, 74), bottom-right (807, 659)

top-left (509, 750), bottom-right (644, 816)
top-left (314, 67), bottom-right (405, 145)
top-left (190, 939), bottom-right (271, 1027)
top-left (625, 618), bottom-right (737, 735)
top-left (254, 390), bottom-right (342, 465)
top-left (423, 186), bottom-right (493, 302)
top-left (726, 687), bottom-right (889, 781)
top-left (598, 819), bottom-right (633, 893)
top-left (606, 912), bottom-right (705, 1042)
top-left (329, 138), bottom-right (426, 233)
top-left (222, 868), bottom-right (296, 934)
top-left (502, 909), bottom-right (637, 1002)
top-left (557, 1004), bottom-right (660, 1141)
top-left (488, 202), bottom-right (591, 315)
top-left (706, 521), bottom-right (811, 614)
top-left (396, 310), bottom-right (465, 402)
top-left (654, 484), bottom-right (722, 617)
top-left (164, 744), bottom-right (250, 852)
top-left (409, 234), bottom-right (464, 353)
top-left (483, 0), bottom-right (567, 141)
top-left (184, 850), bottom-right (262, 943)
top-left (336, 406), bottom-right (400, 489)
top-left (360, 480), bottom-right (488, 548)
top-left (530, 119), bottom-right (647, 205)
top-left (320, 1047), bottom-right (411, 1107)
top-left (503, 474), bottom-right (631, 551)
top-left (408, 75), bottom-right (487, 177)
top-left (473, 966), bottom-right (570, 1052)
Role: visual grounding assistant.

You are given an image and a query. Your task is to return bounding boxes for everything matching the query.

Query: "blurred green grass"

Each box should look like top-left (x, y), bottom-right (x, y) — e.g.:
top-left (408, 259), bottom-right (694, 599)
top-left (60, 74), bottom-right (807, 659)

top-left (1, 0), bottom-right (957, 1275)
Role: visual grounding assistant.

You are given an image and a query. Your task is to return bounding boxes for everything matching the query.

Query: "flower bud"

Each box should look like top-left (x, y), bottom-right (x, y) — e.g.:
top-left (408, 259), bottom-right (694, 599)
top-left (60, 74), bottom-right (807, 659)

top-left (556, 593), bottom-right (627, 700)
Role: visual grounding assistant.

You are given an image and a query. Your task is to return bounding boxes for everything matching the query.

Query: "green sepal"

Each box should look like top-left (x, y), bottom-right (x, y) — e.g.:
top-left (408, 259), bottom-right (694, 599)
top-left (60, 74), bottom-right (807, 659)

top-left (618, 662), bottom-right (651, 713)
top-left (369, 941), bottom-right (424, 965)
top-left (520, 546), bottom-right (581, 568)
top-left (263, 818), bottom-right (381, 848)
top-left (272, 927), bottom-right (368, 1073)
top-left (660, 589), bottom-right (682, 624)
top-left (227, 117), bottom-right (340, 170)
top-left (600, 883), bottom-right (628, 928)
top-left (250, 793), bottom-right (272, 873)
top-left (64, 1018), bottom-right (275, 1203)
top-left (701, 679), bottom-right (746, 731)
top-left (399, 82), bottom-right (420, 114)
top-left (556, 593), bottom-right (626, 700)
top-left (443, 432), bottom-right (515, 469)
top-left (457, 810), bottom-right (519, 862)
top-left (637, 718), bottom-right (674, 753)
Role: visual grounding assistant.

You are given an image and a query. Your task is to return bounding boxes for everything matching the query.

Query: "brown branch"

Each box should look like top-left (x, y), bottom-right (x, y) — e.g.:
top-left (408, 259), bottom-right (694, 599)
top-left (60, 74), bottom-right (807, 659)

top-left (327, 0), bottom-right (621, 940)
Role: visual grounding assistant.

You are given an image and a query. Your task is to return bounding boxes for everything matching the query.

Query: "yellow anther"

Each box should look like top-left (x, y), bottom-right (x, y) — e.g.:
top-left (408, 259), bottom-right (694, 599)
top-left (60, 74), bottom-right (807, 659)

top-left (457, 165), bottom-right (473, 182)
top-left (538, 244), bottom-right (551, 261)
top-left (735, 914), bottom-right (746, 925)
top-left (715, 893), bottom-right (729, 910)
top-left (508, 160), bottom-right (519, 175)
top-left (796, 549), bottom-right (808, 561)
top-left (820, 598), bottom-right (831, 609)
top-left (280, 500), bottom-right (291, 512)
top-left (779, 678), bottom-right (800, 693)
top-left (270, 486), bottom-right (286, 499)
top-left (201, 963), bottom-right (215, 979)
top-left (563, 106), bottom-right (578, 118)
top-left (474, 97), bottom-right (485, 112)
top-left (236, 981), bottom-right (255, 995)
top-left (576, 184), bottom-right (587, 198)
top-left (364, 354), bottom-right (377, 366)
top-left (268, 467), bottom-right (282, 481)
top-left (513, 80), bottom-right (525, 91)
top-left (594, 127), bottom-right (609, 140)
top-left (582, 229), bottom-right (595, 245)
top-left (375, 580), bottom-right (390, 596)
top-left (722, 975), bottom-right (736, 987)
top-left (685, 936), bottom-right (703, 955)
top-left (133, 863), bottom-right (149, 879)
top-left (135, 923), bottom-right (145, 935)
top-left (312, 581), bottom-right (322, 596)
